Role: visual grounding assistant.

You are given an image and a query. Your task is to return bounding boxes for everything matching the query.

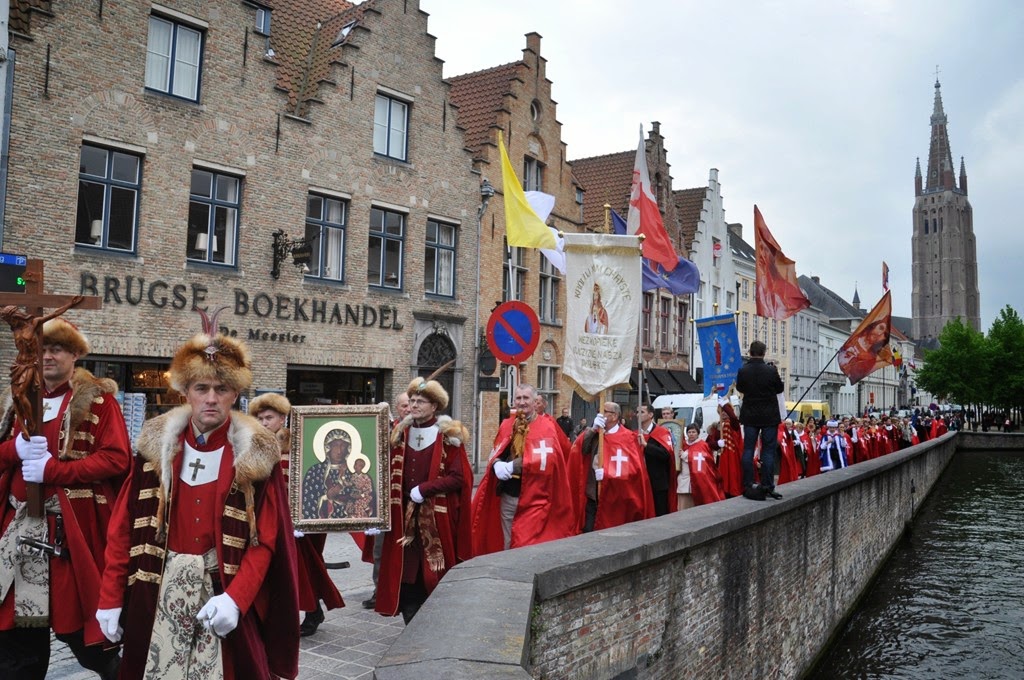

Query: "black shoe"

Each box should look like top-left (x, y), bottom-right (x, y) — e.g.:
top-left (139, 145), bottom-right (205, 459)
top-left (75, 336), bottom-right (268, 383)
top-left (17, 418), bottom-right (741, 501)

top-left (300, 604), bottom-right (325, 637)
top-left (766, 489), bottom-right (783, 500)
top-left (742, 485), bottom-right (767, 501)
top-left (361, 595), bottom-right (376, 609)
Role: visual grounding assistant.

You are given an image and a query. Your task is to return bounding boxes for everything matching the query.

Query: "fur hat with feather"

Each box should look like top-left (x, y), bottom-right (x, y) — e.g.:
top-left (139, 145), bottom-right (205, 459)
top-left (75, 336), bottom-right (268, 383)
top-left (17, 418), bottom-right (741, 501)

top-left (169, 306), bottom-right (252, 393)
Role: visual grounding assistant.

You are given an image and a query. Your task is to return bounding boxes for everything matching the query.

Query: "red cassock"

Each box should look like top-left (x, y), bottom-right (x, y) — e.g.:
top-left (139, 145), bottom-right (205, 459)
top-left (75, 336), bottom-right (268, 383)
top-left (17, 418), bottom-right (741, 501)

top-left (685, 440), bottom-right (725, 505)
top-left (801, 432), bottom-right (821, 477)
top-left (572, 426), bottom-right (655, 530)
top-left (931, 419), bottom-right (948, 438)
top-left (777, 425), bottom-right (801, 485)
top-left (376, 417), bottom-right (473, 617)
top-left (717, 403), bottom-right (744, 497)
top-left (0, 370), bottom-right (131, 644)
top-left (472, 415), bottom-right (577, 556)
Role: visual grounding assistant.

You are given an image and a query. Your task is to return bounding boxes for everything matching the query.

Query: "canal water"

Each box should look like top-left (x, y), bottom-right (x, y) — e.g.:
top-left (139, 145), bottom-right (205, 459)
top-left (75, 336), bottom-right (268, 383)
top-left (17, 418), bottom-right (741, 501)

top-left (808, 450), bottom-right (1024, 678)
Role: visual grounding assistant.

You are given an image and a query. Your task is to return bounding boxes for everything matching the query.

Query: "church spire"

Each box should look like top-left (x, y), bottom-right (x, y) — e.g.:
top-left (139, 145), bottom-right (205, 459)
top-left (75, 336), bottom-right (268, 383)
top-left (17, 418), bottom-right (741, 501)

top-left (925, 77), bottom-right (957, 193)
top-left (959, 155), bottom-right (968, 195)
top-left (852, 284), bottom-right (860, 309)
top-left (915, 157), bottom-right (923, 196)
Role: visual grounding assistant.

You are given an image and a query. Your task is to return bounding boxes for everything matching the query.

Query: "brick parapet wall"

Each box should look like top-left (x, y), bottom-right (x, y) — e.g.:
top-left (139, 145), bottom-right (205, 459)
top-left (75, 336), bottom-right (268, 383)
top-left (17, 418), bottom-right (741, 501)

top-left (376, 432), bottom-right (961, 680)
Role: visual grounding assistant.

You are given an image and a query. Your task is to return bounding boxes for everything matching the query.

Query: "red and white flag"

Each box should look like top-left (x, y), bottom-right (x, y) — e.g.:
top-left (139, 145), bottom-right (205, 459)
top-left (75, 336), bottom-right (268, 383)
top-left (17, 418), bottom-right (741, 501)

top-left (626, 129), bottom-right (678, 271)
top-left (754, 206), bottom-right (811, 320)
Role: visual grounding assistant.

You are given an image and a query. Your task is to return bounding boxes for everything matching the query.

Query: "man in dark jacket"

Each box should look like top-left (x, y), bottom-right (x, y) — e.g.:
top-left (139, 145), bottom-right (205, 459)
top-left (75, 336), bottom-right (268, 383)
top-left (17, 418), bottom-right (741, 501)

top-left (735, 341), bottom-right (785, 500)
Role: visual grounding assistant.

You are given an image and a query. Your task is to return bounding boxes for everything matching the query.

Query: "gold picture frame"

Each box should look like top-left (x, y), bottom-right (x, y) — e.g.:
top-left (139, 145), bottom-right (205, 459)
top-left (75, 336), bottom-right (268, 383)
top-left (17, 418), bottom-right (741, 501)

top-left (288, 403), bottom-right (391, 532)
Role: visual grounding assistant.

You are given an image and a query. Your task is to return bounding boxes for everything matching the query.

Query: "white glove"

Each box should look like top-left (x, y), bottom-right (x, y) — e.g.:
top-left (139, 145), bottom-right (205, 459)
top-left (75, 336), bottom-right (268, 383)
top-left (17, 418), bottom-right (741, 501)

top-left (718, 439), bottom-right (726, 448)
top-left (95, 607), bottom-right (122, 643)
top-left (410, 486), bottom-right (425, 504)
top-left (293, 529), bottom-right (305, 538)
top-left (718, 396), bottom-right (728, 407)
top-left (493, 460), bottom-right (514, 481)
top-left (197, 592), bottom-right (240, 638)
top-left (15, 434), bottom-right (47, 461)
top-left (851, 432), bottom-right (859, 443)
top-left (364, 528), bottom-right (381, 536)
top-left (593, 414), bottom-right (606, 430)
top-left (594, 468), bottom-right (605, 481)
top-left (21, 452), bottom-right (52, 483)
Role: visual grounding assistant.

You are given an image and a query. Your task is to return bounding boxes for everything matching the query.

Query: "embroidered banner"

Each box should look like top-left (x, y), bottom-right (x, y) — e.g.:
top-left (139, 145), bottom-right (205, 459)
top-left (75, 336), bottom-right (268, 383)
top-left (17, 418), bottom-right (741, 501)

top-left (695, 314), bottom-right (742, 396)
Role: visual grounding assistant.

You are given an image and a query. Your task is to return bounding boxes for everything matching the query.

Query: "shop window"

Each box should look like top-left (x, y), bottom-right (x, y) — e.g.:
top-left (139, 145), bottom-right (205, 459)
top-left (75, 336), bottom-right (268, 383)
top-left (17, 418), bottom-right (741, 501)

top-left (373, 94), bottom-right (408, 161)
top-left (305, 194), bottom-right (346, 282)
top-left (187, 168), bottom-right (240, 266)
top-left (425, 219), bottom-right (456, 296)
top-left (76, 144), bottom-right (141, 252)
top-left (145, 15), bottom-right (203, 101)
top-left (368, 207), bottom-right (404, 289)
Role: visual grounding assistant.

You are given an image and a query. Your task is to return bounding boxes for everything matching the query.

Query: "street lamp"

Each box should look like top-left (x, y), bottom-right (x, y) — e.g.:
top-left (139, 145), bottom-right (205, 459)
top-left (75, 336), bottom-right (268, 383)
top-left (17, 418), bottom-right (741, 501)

top-left (473, 177), bottom-right (496, 471)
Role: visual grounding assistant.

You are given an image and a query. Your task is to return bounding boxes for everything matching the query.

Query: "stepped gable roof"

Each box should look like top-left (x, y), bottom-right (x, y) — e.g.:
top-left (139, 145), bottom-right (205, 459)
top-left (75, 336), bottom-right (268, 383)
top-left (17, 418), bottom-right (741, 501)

top-left (672, 187), bottom-right (706, 254)
top-left (798, 274), bottom-right (863, 322)
top-left (446, 62), bottom-right (522, 160)
top-left (10, 0), bottom-right (51, 35)
top-left (271, 0), bottom-right (363, 116)
top-left (569, 151), bottom-right (634, 230)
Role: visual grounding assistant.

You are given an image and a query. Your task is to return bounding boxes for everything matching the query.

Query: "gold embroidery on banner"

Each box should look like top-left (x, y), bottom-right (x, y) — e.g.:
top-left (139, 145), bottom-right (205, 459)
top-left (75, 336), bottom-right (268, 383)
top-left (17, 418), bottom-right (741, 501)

top-left (222, 535), bottom-right (247, 550)
top-left (133, 516), bottom-right (160, 529)
top-left (223, 506), bottom-right (247, 522)
top-left (223, 563), bottom-right (239, 575)
top-left (138, 488), bottom-right (159, 500)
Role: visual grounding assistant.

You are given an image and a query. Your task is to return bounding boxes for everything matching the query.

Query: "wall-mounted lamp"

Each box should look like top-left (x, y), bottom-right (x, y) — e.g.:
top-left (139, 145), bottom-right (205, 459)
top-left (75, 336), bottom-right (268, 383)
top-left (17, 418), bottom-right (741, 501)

top-left (478, 178), bottom-right (495, 220)
top-left (272, 229), bottom-right (314, 279)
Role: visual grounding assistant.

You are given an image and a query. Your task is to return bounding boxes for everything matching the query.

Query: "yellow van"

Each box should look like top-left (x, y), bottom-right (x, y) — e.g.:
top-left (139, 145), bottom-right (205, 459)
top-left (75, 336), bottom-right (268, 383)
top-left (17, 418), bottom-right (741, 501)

top-left (784, 400), bottom-right (831, 423)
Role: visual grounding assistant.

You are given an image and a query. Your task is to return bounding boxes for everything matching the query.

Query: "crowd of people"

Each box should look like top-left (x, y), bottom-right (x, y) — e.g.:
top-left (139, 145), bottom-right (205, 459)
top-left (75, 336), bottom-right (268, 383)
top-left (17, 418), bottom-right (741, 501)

top-left (0, 324), bottom-right (975, 679)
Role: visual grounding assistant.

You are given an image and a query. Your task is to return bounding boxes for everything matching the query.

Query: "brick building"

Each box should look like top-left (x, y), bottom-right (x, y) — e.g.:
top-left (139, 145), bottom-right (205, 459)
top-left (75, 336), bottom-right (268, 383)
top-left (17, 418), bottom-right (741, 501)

top-left (447, 32), bottom-right (583, 451)
top-left (2, 1), bottom-right (481, 434)
top-left (572, 123), bottom-right (698, 407)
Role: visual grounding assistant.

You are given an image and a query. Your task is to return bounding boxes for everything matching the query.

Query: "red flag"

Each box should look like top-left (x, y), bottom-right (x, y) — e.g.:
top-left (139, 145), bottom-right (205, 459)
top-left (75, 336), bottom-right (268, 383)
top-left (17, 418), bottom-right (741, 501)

top-left (838, 291), bottom-right (894, 385)
top-left (882, 261), bottom-right (890, 292)
top-left (626, 131), bottom-right (678, 271)
top-left (754, 206), bottom-right (811, 319)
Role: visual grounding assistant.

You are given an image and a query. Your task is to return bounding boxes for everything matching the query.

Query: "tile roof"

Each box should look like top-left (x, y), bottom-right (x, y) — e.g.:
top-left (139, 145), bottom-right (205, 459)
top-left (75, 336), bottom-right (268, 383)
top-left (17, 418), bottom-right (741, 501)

top-left (728, 226), bottom-right (755, 264)
top-left (269, 0), bottom-right (361, 117)
top-left (446, 62), bottom-right (522, 160)
top-left (672, 187), bottom-right (706, 254)
top-left (798, 274), bottom-right (863, 322)
top-left (10, 0), bottom-right (51, 35)
top-left (569, 151), bottom-right (634, 230)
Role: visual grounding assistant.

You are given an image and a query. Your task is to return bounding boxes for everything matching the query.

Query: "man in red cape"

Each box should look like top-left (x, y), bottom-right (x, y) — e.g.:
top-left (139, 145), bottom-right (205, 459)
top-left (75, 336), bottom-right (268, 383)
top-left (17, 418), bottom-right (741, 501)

top-left (472, 384), bottom-right (576, 555)
top-left (0, 318), bottom-right (130, 679)
top-left (716, 398), bottom-right (744, 497)
top-left (637, 403), bottom-right (677, 516)
top-left (249, 392), bottom-right (343, 636)
top-left (683, 424), bottom-right (725, 505)
top-left (98, 327), bottom-right (299, 679)
top-left (777, 420), bottom-right (801, 485)
top-left (376, 376), bottom-right (472, 624)
top-left (573, 402), bottom-right (654, 532)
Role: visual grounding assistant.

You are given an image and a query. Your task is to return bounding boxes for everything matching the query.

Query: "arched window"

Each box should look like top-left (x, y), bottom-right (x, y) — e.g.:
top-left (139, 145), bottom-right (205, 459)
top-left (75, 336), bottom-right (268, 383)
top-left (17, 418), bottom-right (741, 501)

top-left (416, 331), bottom-right (457, 407)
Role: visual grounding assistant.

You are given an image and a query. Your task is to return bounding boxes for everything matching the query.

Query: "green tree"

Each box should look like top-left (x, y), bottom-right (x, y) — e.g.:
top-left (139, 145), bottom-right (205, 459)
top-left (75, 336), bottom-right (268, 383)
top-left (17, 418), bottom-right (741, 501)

top-left (986, 305), bottom-right (1024, 413)
top-left (915, 317), bottom-right (989, 406)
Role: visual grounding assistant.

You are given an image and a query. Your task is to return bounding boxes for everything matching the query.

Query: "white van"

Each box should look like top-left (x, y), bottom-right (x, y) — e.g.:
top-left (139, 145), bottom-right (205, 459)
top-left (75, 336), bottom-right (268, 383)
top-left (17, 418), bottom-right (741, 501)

top-left (652, 393), bottom-right (740, 435)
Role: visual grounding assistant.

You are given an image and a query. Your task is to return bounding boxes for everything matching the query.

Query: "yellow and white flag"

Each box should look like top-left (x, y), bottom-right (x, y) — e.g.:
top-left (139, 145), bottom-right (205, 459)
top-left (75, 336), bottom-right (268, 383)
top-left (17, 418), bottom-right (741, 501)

top-left (499, 131), bottom-right (557, 250)
top-left (562, 233), bottom-right (642, 400)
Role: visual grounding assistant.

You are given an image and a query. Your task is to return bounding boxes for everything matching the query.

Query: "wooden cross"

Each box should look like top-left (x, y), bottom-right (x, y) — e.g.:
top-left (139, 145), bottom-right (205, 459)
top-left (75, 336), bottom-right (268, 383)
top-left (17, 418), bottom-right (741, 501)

top-left (188, 457), bottom-right (207, 482)
top-left (0, 259), bottom-right (101, 516)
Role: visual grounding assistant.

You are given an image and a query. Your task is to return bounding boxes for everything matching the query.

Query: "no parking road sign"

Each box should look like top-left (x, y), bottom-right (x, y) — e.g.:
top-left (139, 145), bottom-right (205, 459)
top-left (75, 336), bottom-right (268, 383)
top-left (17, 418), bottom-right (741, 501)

top-left (485, 301), bottom-right (540, 365)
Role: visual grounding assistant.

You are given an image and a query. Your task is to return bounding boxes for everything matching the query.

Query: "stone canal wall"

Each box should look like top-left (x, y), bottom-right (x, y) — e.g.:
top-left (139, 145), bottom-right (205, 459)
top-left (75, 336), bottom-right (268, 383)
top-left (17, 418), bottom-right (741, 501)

top-left (374, 433), bottom-right (959, 680)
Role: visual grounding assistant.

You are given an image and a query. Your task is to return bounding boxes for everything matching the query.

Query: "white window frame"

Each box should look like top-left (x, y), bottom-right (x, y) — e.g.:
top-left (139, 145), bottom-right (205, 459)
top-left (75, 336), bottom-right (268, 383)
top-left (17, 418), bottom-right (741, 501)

top-left (538, 256), bottom-right (561, 324)
top-left (425, 218), bottom-right (457, 297)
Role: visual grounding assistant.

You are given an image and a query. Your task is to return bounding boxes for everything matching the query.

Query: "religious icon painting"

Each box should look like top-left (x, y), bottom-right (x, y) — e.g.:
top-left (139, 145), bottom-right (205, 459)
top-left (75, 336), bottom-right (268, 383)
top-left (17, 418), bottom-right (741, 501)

top-left (289, 403), bottom-right (391, 532)
top-left (660, 419), bottom-right (684, 455)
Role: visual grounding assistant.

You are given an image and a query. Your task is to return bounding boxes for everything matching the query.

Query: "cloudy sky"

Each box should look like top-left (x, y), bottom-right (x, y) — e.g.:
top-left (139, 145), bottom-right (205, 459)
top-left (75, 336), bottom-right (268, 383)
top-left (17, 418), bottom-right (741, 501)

top-left (419, 0), bottom-right (1023, 331)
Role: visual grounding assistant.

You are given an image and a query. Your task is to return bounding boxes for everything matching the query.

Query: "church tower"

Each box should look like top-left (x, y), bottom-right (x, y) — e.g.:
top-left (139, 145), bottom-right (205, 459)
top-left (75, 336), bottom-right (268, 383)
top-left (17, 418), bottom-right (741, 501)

top-left (911, 79), bottom-right (981, 340)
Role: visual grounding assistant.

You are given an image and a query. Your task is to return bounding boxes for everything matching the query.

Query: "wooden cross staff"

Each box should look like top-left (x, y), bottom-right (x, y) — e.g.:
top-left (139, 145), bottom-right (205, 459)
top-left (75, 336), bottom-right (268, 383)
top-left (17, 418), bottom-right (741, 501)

top-left (0, 260), bottom-right (101, 517)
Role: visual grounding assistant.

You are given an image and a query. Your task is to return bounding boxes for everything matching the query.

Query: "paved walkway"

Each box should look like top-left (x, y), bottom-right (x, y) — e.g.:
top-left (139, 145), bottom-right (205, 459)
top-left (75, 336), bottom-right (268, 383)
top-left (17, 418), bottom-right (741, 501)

top-left (48, 533), bottom-right (404, 679)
